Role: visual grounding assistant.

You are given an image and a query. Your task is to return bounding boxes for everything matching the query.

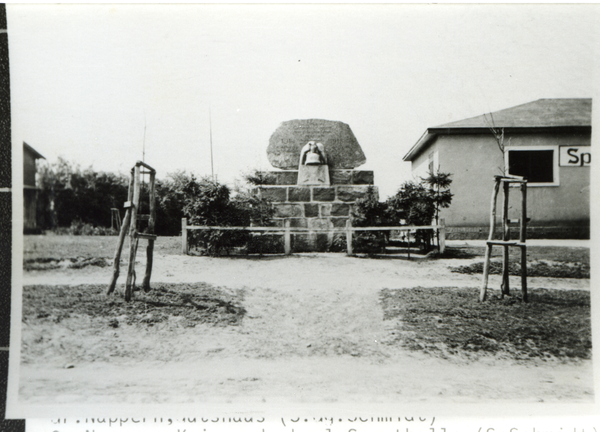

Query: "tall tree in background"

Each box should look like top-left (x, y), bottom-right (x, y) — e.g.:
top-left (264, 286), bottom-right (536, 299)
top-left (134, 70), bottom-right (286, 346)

top-left (154, 170), bottom-right (192, 235)
top-left (422, 170), bottom-right (453, 251)
top-left (36, 157), bottom-right (72, 229)
top-left (36, 158), bottom-right (129, 230)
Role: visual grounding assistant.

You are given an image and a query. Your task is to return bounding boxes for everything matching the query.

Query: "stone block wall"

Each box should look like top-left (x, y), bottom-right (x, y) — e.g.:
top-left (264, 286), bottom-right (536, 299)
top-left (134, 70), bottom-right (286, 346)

top-left (254, 170), bottom-right (377, 251)
top-left (259, 169), bottom-right (374, 186)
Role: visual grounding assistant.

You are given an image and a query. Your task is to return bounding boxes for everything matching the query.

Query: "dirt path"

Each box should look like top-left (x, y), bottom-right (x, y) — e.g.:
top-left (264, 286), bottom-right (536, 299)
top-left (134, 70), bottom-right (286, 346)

top-left (23, 252), bottom-right (589, 291)
top-left (18, 253), bottom-right (593, 407)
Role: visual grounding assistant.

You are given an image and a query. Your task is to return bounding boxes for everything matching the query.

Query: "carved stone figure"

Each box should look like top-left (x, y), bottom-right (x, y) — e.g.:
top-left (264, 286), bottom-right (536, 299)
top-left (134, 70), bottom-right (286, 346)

top-left (297, 141), bottom-right (330, 185)
top-left (300, 141), bottom-right (327, 166)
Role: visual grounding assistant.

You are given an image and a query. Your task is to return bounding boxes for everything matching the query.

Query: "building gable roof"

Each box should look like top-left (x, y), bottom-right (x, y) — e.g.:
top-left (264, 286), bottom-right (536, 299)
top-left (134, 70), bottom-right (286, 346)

top-left (432, 98), bottom-right (591, 129)
top-left (23, 142), bottom-right (45, 160)
top-left (403, 98), bottom-right (592, 162)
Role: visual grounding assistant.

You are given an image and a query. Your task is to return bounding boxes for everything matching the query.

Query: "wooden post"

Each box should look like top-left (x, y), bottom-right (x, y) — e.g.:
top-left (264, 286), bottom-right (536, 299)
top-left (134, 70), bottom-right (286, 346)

top-left (107, 170), bottom-right (134, 295)
top-left (520, 182), bottom-right (528, 302)
top-left (439, 218), bottom-right (446, 254)
top-left (125, 164), bottom-right (141, 302)
top-left (346, 219), bottom-right (353, 255)
top-left (480, 178), bottom-right (501, 302)
top-left (131, 237), bottom-right (139, 288)
top-left (501, 181), bottom-right (510, 297)
top-left (407, 231), bottom-right (411, 260)
top-left (110, 208), bottom-right (121, 231)
top-left (142, 171), bottom-right (156, 292)
top-left (182, 218), bottom-right (188, 255)
top-left (284, 219), bottom-right (291, 255)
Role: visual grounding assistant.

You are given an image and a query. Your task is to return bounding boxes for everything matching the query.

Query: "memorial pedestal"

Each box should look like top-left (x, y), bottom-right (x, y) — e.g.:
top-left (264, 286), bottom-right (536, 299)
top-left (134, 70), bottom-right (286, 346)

top-left (262, 118), bottom-right (377, 252)
top-left (297, 164), bottom-right (330, 186)
top-left (254, 170), bottom-right (377, 252)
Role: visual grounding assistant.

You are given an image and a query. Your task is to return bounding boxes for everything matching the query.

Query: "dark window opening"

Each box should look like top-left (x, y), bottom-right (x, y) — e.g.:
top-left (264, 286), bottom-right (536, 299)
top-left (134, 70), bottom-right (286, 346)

top-left (508, 150), bottom-right (554, 183)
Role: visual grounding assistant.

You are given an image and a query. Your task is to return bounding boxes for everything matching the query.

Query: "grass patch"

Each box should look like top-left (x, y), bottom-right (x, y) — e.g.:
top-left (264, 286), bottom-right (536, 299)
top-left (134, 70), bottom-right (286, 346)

top-left (23, 235), bottom-right (182, 262)
top-left (21, 283), bottom-right (246, 364)
top-left (451, 260), bottom-right (589, 279)
top-left (23, 257), bottom-right (110, 271)
top-left (23, 283), bottom-right (245, 328)
top-left (380, 287), bottom-right (591, 362)
top-left (444, 246), bottom-right (589, 265)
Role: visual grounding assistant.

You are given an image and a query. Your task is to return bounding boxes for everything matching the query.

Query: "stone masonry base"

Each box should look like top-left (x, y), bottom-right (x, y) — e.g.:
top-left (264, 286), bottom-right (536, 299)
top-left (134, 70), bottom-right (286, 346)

top-left (254, 170), bottom-right (376, 252)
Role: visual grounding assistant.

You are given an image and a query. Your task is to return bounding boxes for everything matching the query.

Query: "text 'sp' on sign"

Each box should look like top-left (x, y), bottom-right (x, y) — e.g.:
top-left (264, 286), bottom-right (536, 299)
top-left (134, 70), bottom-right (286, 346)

top-left (559, 146), bottom-right (591, 167)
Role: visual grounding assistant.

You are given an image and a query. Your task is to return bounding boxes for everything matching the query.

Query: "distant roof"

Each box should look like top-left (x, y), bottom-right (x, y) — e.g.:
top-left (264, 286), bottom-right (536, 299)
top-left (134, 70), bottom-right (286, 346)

top-left (403, 98), bottom-right (592, 161)
top-left (23, 142), bottom-right (45, 160)
top-left (433, 98), bottom-right (591, 129)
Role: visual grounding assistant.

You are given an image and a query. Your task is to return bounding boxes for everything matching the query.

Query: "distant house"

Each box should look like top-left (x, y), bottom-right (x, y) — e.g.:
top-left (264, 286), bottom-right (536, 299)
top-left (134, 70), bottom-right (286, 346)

top-left (403, 99), bottom-right (591, 239)
top-left (23, 142), bottom-right (44, 233)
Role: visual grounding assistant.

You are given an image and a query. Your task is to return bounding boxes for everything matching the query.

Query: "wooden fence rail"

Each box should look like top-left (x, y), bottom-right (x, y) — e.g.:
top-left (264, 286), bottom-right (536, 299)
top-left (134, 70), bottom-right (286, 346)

top-left (181, 218), bottom-right (446, 256)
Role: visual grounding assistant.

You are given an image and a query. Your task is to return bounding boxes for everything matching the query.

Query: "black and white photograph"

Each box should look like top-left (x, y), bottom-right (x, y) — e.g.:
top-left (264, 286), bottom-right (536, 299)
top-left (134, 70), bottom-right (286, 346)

top-left (5, 3), bottom-right (598, 426)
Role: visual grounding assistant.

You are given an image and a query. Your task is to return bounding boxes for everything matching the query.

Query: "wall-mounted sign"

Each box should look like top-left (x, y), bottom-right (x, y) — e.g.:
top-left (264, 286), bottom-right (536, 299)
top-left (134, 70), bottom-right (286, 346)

top-left (559, 146), bottom-right (591, 167)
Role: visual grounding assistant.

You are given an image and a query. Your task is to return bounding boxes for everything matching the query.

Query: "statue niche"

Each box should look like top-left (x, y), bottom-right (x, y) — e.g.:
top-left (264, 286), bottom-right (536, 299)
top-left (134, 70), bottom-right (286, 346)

top-left (297, 141), bottom-right (330, 185)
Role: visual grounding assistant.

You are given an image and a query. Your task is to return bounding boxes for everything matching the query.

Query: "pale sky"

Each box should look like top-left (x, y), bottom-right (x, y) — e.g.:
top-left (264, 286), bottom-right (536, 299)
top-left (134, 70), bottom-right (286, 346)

top-left (8, 4), bottom-right (597, 198)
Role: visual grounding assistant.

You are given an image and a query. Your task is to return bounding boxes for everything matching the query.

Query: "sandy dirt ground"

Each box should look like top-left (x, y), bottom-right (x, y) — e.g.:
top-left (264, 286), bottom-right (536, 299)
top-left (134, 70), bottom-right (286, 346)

top-left (18, 252), bottom-right (593, 406)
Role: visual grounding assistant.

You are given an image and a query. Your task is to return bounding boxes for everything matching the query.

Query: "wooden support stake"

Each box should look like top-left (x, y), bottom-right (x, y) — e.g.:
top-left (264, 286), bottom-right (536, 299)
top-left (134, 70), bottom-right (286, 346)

top-left (501, 181), bottom-right (510, 297)
top-left (520, 182), bottom-right (528, 302)
top-left (125, 164), bottom-right (141, 302)
top-left (142, 172), bottom-right (156, 293)
top-left (439, 218), bottom-right (446, 254)
top-left (142, 239), bottom-right (154, 292)
top-left (487, 240), bottom-right (520, 246)
top-left (480, 243), bottom-right (493, 301)
top-left (182, 218), bottom-right (188, 255)
top-left (284, 219), bottom-right (291, 255)
top-left (136, 233), bottom-right (157, 240)
top-left (107, 209), bottom-right (131, 295)
top-left (107, 171), bottom-right (135, 295)
top-left (131, 237), bottom-right (139, 288)
top-left (480, 179), bottom-right (501, 302)
top-left (346, 219), bottom-right (353, 255)
top-left (136, 160), bottom-right (156, 172)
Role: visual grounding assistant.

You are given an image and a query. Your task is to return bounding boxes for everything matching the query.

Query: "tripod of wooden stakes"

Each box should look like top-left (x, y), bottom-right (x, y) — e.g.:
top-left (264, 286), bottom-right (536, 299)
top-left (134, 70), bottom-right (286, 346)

top-left (107, 161), bottom-right (157, 301)
top-left (479, 174), bottom-right (528, 302)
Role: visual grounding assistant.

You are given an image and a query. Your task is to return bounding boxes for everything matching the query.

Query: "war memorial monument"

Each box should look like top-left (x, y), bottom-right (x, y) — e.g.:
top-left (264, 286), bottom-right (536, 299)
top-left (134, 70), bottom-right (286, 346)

top-left (256, 119), bottom-right (378, 252)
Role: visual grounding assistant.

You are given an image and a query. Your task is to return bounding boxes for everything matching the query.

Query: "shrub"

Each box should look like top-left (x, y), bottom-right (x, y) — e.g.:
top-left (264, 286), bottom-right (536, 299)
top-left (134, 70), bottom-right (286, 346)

top-left (53, 220), bottom-right (118, 236)
top-left (387, 181), bottom-right (434, 250)
top-left (185, 179), bottom-right (246, 256)
top-left (246, 233), bottom-right (284, 254)
top-left (349, 175), bottom-right (453, 254)
top-left (242, 169), bottom-right (276, 186)
top-left (330, 233), bottom-right (347, 252)
top-left (184, 177), bottom-right (275, 256)
top-left (351, 186), bottom-right (393, 254)
top-left (232, 189), bottom-right (276, 228)
top-left (154, 171), bottom-right (196, 236)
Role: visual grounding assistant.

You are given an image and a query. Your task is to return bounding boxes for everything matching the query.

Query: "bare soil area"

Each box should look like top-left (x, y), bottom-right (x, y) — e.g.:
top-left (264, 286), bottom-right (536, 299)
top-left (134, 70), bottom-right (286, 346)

top-left (18, 236), bottom-right (593, 406)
